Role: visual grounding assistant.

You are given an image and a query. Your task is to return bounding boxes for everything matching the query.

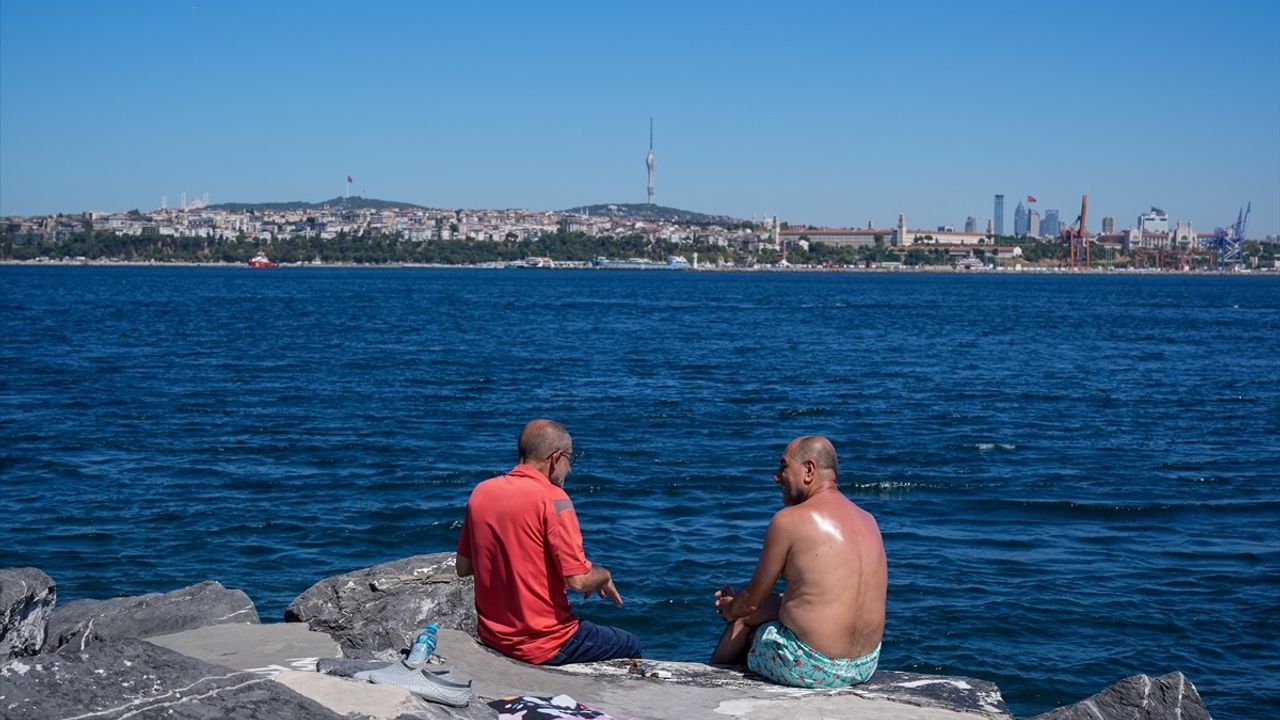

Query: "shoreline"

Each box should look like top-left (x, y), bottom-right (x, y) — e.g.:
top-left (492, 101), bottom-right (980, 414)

top-left (2, 258), bottom-right (1276, 275)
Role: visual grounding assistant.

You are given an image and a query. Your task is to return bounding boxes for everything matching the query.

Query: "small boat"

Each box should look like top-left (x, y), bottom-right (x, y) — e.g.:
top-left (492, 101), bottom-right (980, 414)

top-left (247, 252), bottom-right (278, 269)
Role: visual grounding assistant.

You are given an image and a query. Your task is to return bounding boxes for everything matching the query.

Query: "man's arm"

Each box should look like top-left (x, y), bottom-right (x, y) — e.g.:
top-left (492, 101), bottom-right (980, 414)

top-left (565, 565), bottom-right (623, 605)
top-left (455, 554), bottom-right (473, 578)
top-left (717, 513), bottom-right (790, 620)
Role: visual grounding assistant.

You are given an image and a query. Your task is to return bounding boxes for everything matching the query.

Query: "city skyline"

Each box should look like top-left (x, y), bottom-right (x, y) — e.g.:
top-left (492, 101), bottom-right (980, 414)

top-left (1, 1), bottom-right (1278, 235)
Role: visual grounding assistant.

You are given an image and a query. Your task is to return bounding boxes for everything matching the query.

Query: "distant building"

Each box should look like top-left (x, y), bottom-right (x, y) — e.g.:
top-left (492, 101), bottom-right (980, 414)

top-left (1013, 202), bottom-right (1029, 237)
top-left (994, 195), bottom-right (1005, 236)
top-left (1102, 216), bottom-right (1115, 234)
top-left (1172, 221), bottom-right (1196, 249)
top-left (1029, 209), bottom-right (1041, 237)
top-left (1139, 207), bottom-right (1169, 234)
top-left (965, 216), bottom-right (977, 233)
top-left (1043, 209), bottom-right (1060, 238)
top-left (778, 226), bottom-right (886, 248)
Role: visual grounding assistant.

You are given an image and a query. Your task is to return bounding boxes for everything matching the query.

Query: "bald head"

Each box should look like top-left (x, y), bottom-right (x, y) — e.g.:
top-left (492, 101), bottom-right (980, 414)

top-left (789, 435), bottom-right (838, 480)
top-left (518, 419), bottom-right (572, 463)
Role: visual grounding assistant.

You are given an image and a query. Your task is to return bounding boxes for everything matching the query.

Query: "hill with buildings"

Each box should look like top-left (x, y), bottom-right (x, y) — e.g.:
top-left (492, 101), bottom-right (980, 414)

top-left (207, 196), bottom-right (428, 212)
top-left (562, 203), bottom-right (745, 225)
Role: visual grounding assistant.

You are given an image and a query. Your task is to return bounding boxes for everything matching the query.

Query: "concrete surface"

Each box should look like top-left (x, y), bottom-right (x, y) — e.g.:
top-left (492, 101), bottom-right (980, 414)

top-left (143, 623), bottom-right (1010, 719)
top-left (146, 621), bottom-right (341, 675)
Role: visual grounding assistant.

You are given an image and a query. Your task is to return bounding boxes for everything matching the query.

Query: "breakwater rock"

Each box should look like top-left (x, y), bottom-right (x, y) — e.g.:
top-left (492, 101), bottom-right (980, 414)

top-left (285, 552), bottom-right (477, 658)
top-left (46, 579), bottom-right (259, 653)
top-left (0, 638), bottom-right (346, 719)
top-left (0, 567), bottom-right (56, 662)
top-left (0, 562), bottom-right (1215, 719)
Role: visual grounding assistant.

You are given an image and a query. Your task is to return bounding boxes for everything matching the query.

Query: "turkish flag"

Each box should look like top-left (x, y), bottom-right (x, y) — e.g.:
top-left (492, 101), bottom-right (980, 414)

top-left (1027, 195), bottom-right (1037, 203)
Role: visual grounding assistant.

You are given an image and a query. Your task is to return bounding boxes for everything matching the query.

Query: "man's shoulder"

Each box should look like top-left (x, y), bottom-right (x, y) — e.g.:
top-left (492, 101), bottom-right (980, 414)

top-left (471, 471), bottom-right (566, 502)
top-left (769, 504), bottom-right (805, 528)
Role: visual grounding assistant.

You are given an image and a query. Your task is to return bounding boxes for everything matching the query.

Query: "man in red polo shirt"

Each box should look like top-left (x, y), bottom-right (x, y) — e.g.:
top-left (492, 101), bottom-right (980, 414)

top-left (455, 419), bottom-right (641, 665)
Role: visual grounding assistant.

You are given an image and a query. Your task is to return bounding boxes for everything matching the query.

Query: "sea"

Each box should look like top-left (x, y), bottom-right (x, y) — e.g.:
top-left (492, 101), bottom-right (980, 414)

top-left (1, 266), bottom-right (1277, 718)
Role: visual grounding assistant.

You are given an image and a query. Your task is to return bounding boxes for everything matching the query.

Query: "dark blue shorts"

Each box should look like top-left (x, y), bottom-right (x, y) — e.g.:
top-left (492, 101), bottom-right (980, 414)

top-left (542, 619), bottom-right (642, 665)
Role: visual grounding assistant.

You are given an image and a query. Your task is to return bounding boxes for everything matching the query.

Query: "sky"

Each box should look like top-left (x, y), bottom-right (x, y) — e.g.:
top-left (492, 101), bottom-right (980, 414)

top-left (1, 0), bottom-right (1278, 235)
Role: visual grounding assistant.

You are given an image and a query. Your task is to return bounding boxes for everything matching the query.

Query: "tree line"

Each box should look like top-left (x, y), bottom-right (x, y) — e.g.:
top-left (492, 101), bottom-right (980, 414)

top-left (7, 226), bottom-right (1266, 268)
top-left (0, 228), bottom-right (956, 266)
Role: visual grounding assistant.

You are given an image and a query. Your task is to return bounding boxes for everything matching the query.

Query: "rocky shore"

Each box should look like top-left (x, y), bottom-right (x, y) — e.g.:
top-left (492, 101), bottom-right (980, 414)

top-left (0, 558), bottom-right (1212, 719)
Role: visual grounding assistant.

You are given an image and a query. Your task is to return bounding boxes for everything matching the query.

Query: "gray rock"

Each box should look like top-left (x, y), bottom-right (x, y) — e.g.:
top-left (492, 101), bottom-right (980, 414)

top-left (285, 553), bottom-right (476, 656)
top-left (0, 568), bottom-right (56, 663)
top-left (1029, 671), bottom-right (1212, 720)
top-left (0, 637), bottom-right (346, 719)
top-left (46, 580), bottom-right (259, 653)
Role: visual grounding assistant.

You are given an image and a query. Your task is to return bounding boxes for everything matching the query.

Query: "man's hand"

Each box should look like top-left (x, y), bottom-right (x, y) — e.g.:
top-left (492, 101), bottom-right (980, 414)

top-left (595, 578), bottom-right (623, 606)
top-left (566, 565), bottom-right (622, 604)
top-left (714, 584), bottom-right (736, 620)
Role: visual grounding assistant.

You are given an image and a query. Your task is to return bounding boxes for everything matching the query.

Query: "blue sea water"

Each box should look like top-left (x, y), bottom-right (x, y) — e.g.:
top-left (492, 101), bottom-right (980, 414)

top-left (1, 266), bottom-right (1277, 718)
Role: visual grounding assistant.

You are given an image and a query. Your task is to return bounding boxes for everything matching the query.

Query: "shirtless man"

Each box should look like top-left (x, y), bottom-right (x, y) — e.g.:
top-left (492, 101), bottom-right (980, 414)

top-left (711, 435), bottom-right (887, 688)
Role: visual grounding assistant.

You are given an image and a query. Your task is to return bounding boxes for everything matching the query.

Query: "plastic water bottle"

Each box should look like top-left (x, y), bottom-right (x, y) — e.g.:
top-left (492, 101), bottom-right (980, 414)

top-left (405, 623), bottom-right (438, 666)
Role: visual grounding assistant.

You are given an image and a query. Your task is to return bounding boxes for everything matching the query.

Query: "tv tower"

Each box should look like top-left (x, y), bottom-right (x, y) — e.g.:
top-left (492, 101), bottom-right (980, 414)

top-left (646, 118), bottom-right (656, 206)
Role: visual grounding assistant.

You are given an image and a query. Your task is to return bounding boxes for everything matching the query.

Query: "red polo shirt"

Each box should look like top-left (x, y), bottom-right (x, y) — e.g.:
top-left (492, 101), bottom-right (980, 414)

top-left (456, 464), bottom-right (591, 663)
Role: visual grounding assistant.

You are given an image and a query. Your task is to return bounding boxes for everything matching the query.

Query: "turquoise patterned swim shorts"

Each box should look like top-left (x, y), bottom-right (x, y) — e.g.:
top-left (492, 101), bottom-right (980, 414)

top-left (746, 621), bottom-right (880, 689)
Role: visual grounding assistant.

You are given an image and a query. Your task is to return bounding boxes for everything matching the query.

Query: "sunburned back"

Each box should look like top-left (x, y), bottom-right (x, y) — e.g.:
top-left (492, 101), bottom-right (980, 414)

top-left (778, 490), bottom-right (886, 659)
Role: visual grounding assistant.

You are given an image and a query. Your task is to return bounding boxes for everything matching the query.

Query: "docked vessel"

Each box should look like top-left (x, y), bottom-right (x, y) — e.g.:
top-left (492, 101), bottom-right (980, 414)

top-left (247, 252), bottom-right (278, 268)
top-left (513, 256), bottom-right (555, 269)
top-left (592, 256), bottom-right (690, 270)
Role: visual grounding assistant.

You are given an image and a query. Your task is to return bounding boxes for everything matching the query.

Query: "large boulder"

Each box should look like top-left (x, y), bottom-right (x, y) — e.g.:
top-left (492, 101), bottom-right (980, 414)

top-left (1029, 671), bottom-right (1212, 720)
top-left (0, 567), bottom-right (56, 663)
top-left (0, 638), bottom-right (347, 719)
top-left (285, 553), bottom-right (475, 657)
top-left (46, 580), bottom-right (259, 653)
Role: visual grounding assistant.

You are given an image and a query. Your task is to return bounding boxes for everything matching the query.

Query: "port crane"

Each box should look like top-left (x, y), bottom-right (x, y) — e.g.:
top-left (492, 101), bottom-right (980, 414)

top-left (1210, 202), bottom-right (1250, 270)
top-left (1059, 194), bottom-right (1090, 269)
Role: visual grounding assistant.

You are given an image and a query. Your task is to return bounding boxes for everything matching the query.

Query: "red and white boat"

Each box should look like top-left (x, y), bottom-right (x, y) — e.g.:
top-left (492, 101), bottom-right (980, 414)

top-left (247, 252), bottom-right (278, 269)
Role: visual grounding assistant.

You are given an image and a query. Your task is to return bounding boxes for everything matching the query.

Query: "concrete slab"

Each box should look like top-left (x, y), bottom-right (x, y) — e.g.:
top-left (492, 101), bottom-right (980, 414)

top-left (431, 629), bottom-right (1003, 720)
top-left (145, 621), bottom-right (341, 675)
top-left (143, 623), bottom-right (1009, 719)
top-left (275, 670), bottom-right (425, 720)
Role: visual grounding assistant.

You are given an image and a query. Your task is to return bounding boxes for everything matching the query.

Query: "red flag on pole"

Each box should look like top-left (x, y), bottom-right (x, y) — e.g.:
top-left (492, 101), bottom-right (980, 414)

top-left (347, 175), bottom-right (353, 184)
top-left (1027, 195), bottom-right (1037, 202)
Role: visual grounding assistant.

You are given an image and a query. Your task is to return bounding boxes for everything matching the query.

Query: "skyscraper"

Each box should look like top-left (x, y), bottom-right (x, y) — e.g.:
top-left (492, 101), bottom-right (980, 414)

top-left (1043, 209), bottom-right (1060, 238)
top-left (965, 216), bottom-right (977, 233)
top-left (1029, 209), bottom-right (1041, 237)
top-left (1102, 216), bottom-right (1115, 234)
top-left (646, 118), bottom-right (656, 205)
top-left (1014, 201), bottom-right (1029, 237)
top-left (994, 195), bottom-right (1005, 236)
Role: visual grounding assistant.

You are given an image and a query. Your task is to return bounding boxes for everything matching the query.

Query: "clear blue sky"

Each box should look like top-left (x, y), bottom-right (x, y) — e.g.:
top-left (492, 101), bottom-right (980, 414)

top-left (2, 0), bottom-right (1278, 235)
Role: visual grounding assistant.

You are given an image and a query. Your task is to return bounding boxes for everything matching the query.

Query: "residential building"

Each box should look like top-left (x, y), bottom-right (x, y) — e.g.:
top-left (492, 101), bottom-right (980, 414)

top-left (1139, 207), bottom-right (1169, 234)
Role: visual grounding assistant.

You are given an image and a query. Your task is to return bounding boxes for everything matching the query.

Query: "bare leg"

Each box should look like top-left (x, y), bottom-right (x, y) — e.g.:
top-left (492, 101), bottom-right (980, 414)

top-left (710, 594), bottom-right (781, 665)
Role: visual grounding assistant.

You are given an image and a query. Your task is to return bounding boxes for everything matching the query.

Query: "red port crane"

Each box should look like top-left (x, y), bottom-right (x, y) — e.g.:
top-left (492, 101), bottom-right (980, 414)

top-left (1060, 194), bottom-right (1090, 269)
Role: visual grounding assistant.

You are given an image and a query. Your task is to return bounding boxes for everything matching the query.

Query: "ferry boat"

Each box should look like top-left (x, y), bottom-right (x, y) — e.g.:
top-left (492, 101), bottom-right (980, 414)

top-left (591, 256), bottom-right (690, 270)
top-left (247, 252), bottom-right (278, 269)
top-left (513, 256), bottom-right (555, 269)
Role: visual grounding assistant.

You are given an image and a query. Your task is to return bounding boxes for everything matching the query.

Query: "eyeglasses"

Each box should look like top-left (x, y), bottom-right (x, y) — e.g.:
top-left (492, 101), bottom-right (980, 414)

top-left (552, 449), bottom-right (579, 468)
